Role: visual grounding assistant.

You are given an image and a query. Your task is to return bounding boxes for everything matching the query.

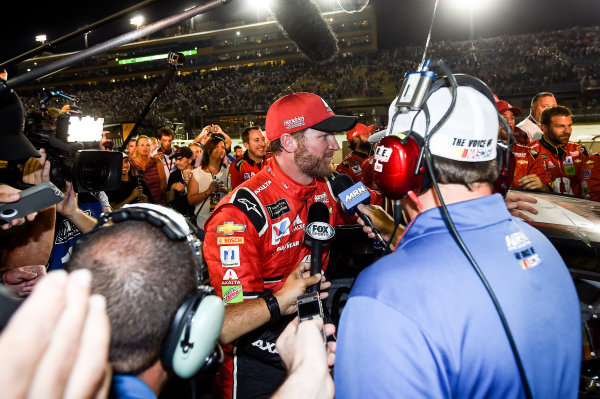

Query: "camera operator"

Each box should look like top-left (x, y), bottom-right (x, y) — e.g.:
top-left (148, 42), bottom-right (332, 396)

top-left (0, 91), bottom-right (54, 296)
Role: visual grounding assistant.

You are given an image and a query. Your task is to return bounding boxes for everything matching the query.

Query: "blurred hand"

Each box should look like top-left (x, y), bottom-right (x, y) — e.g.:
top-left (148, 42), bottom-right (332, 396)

top-left (22, 148), bottom-right (50, 185)
top-left (56, 181), bottom-right (78, 217)
top-left (274, 316), bottom-right (336, 399)
top-left (518, 174), bottom-right (548, 191)
top-left (505, 193), bottom-right (538, 222)
top-left (0, 185), bottom-right (37, 230)
top-left (152, 152), bottom-right (165, 160)
top-left (2, 265), bottom-right (47, 297)
top-left (0, 269), bottom-right (111, 399)
top-left (172, 182), bottom-right (185, 192)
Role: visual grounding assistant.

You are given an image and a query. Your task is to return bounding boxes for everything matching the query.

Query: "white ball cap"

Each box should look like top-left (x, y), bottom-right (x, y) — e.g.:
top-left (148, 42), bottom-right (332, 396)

top-left (387, 85), bottom-right (499, 162)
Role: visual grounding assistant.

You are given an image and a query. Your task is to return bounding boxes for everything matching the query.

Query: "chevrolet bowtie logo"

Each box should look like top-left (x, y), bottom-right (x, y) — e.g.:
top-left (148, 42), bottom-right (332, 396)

top-left (217, 222), bottom-right (247, 236)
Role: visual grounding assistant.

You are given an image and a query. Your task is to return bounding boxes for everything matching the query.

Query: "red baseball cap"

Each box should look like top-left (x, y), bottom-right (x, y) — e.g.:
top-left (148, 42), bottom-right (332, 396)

top-left (346, 123), bottom-right (376, 142)
top-left (496, 100), bottom-right (522, 116)
top-left (265, 92), bottom-right (357, 141)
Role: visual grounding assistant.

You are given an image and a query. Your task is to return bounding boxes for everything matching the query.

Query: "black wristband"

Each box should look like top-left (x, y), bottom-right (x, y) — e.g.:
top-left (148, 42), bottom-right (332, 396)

top-left (264, 294), bottom-right (281, 322)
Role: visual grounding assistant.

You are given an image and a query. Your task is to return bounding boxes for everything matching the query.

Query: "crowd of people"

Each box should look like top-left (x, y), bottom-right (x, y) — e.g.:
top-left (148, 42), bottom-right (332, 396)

top-left (0, 22), bottom-right (597, 399)
top-left (16, 24), bottom-right (600, 130)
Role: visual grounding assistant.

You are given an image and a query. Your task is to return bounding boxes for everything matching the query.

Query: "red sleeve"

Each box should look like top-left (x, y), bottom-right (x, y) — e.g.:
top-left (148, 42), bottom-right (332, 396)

top-left (203, 205), bottom-right (264, 304)
top-left (586, 157), bottom-right (600, 202)
top-left (229, 161), bottom-right (244, 191)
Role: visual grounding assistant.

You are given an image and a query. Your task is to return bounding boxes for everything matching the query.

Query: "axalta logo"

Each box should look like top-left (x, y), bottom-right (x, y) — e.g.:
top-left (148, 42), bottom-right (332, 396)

top-left (254, 180), bottom-right (272, 194)
top-left (344, 186), bottom-right (367, 203)
top-left (284, 116), bottom-right (305, 130)
top-left (276, 240), bottom-right (300, 252)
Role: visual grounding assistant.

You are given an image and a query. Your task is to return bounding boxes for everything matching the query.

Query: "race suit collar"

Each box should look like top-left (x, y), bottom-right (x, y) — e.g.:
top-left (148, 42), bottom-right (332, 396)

top-left (267, 158), bottom-right (318, 201)
top-left (540, 135), bottom-right (566, 159)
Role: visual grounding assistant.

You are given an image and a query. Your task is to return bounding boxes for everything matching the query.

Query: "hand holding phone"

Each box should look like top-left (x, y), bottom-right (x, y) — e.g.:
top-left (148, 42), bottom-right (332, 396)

top-left (0, 182), bottom-right (65, 227)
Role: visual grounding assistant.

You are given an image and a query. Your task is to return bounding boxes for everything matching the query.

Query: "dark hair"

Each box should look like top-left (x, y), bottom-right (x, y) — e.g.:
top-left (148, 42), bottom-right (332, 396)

top-left (242, 127), bottom-right (261, 144)
top-left (531, 92), bottom-right (555, 107)
top-left (540, 105), bottom-right (571, 126)
top-left (66, 220), bottom-right (197, 374)
top-left (430, 155), bottom-right (498, 190)
top-left (200, 135), bottom-right (225, 169)
top-left (158, 127), bottom-right (174, 138)
top-left (234, 145), bottom-right (242, 151)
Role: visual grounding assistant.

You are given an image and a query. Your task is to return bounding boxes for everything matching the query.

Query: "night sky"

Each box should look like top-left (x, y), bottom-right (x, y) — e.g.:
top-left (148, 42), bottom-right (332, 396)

top-left (2, 0), bottom-right (599, 72)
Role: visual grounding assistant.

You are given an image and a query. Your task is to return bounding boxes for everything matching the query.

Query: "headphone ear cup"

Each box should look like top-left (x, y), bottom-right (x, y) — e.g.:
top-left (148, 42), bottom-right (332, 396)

top-left (161, 291), bottom-right (225, 379)
top-left (373, 134), bottom-right (425, 199)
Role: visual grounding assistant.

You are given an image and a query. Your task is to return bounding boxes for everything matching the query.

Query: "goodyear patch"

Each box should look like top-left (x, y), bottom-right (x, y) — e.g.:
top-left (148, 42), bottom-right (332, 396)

top-left (222, 285), bottom-right (243, 303)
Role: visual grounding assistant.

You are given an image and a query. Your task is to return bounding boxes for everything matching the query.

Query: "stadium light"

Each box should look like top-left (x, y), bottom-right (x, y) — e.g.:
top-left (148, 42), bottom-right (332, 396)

top-left (35, 34), bottom-right (47, 44)
top-left (251, 0), bottom-right (272, 11)
top-left (447, 0), bottom-right (494, 12)
top-left (130, 15), bottom-right (144, 29)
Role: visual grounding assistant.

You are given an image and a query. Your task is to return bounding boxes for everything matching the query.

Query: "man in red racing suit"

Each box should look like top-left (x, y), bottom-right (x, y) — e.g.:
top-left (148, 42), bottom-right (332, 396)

top-left (203, 92), bottom-right (358, 399)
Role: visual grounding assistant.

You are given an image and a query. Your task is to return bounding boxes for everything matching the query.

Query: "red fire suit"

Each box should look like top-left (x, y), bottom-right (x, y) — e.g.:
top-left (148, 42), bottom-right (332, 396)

top-left (336, 149), bottom-right (369, 183)
top-left (228, 152), bottom-right (270, 190)
top-left (582, 153), bottom-right (600, 201)
top-left (203, 159), bottom-right (352, 399)
top-left (517, 136), bottom-right (588, 197)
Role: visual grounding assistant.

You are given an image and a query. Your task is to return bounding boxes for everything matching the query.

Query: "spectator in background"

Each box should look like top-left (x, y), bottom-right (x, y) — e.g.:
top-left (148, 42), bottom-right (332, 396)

top-left (515, 105), bottom-right (587, 196)
top-left (152, 127), bottom-right (177, 180)
top-left (234, 145), bottom-right (243, 158)
top-left (336, 123), bottom-right (375, 183)
top-left (106, 154), bottom-right (150, 209)
top-left (126, 137), bottom-right (138, 157)
top-left (189, 142), bottom-right (202, 168)
top-left (167, 147), bottom-right (195, 219)
top-left (130, 135), bottom-right (167, 205)
top-left (493, 98), bottom-right (547, 196)
top-left (229, 127), bottom-right (268, 190)
top-left (187, 135), bottom-right (229, 230)
top-left (517, 92), bottom-right (557, 142)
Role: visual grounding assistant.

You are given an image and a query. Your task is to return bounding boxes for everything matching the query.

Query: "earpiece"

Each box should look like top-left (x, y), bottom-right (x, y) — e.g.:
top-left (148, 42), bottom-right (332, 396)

top-left (83, 203), bottom-right (224, 379)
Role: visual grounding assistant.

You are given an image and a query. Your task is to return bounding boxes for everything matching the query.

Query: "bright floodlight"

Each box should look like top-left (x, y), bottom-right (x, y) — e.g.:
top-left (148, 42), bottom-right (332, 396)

top-left (35, 34), bottom-right (47, 43)
top-left (447, 0), bottom-right (494, 11)
top-left (251, 0), bottom-right (272, 10)
top-left (130, 16), bottom-right (144, 28)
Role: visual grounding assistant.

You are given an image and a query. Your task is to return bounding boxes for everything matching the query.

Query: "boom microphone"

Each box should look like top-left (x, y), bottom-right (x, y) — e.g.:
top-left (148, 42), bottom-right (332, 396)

top-left (331, 174), bottom-right (387, 249)
top-left (304, 201), bottom-right (334, 293)
top-left (267, 0), bottom-right (339, 63)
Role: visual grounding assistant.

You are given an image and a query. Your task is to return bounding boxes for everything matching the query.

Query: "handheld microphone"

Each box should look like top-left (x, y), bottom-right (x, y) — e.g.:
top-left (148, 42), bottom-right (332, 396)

top-left (330, 174), bottom-right (387, 249)
top-left (304, 201), bottom-right (334, 293)
top-left (267, 0), bottom-right (339, 63)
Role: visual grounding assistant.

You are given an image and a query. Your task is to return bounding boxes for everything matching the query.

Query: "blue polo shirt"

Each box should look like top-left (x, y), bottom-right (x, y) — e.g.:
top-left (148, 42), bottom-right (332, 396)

top-left (335, 194), bottom-right (581, 398)
top-left (110, 375), bottom-right (156, 399)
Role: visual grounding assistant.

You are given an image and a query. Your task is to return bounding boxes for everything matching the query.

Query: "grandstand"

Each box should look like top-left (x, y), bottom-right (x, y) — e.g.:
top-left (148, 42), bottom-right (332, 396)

top-left (13, 5), bottom-right (600, 144)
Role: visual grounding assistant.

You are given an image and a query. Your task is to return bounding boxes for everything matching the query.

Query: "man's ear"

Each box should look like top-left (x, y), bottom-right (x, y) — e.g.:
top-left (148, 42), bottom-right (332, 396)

top-left (541, 124), bottom-right (548, 136)
top-left (280, 133), bottom-right (298, 154)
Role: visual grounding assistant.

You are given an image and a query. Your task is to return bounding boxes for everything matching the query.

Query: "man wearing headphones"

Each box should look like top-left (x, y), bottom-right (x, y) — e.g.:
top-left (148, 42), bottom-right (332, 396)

top-left (66, 204), bottom-right (223, 398)
top-left (203, 92), bottom-right (357, 399)
top-left (334, 78), bottom-right (581, 398)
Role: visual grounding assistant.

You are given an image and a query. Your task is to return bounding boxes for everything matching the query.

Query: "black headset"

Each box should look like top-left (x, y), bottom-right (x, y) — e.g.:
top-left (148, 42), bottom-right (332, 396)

top-left (373, 62), bottom-right (533, 399)
top-left (85, 203), bottom-right (225, 379)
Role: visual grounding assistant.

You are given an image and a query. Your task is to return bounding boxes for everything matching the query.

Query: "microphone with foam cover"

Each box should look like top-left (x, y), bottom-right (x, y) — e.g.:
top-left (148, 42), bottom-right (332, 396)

top-left (331, 173), bottom-right (388, 250)
top-left (267, 0), bottom-right (339, 63)
top-left (304, 201), bottom-right (334, 293)
top-left (337, 0), bottom-right (369, 13)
